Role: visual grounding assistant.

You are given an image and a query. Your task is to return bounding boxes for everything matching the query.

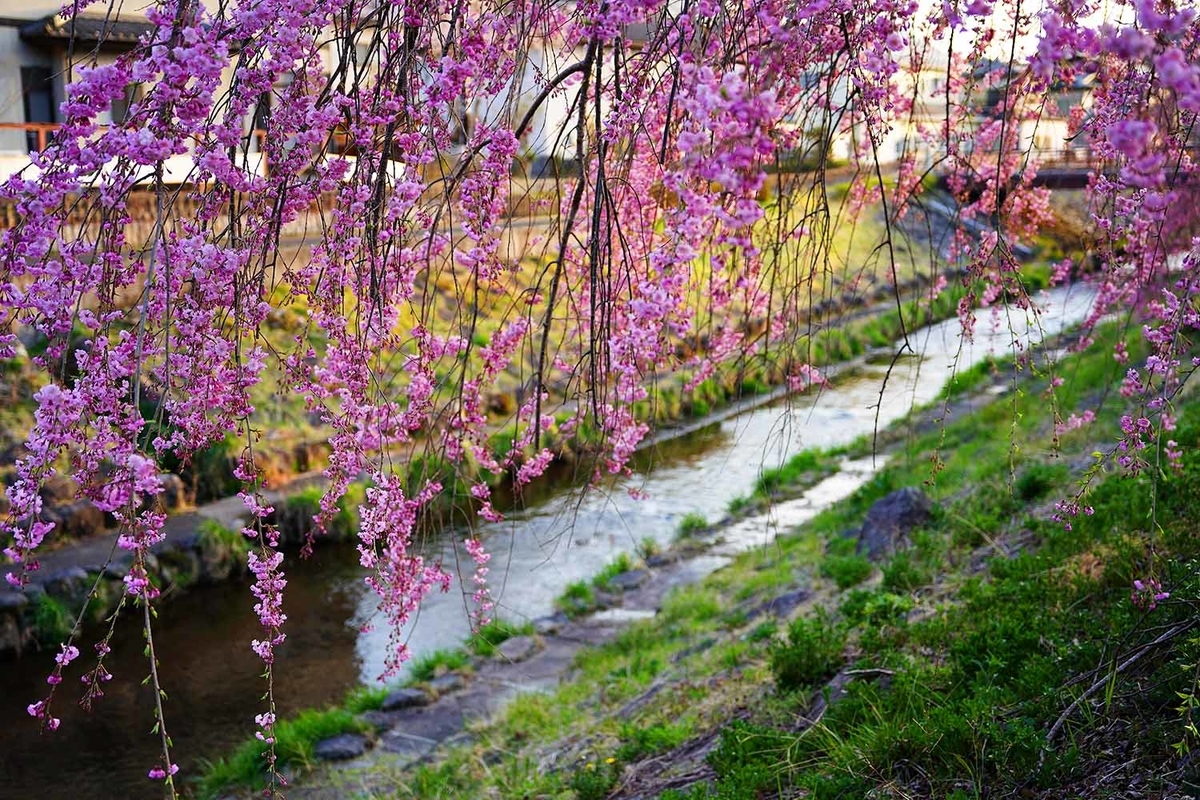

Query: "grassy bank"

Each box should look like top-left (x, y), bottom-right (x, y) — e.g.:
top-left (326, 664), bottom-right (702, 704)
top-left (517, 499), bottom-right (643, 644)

top-left (255, 318), bottom-right (1200, 800)
top-left (196, 617), bottom-right (537, 797)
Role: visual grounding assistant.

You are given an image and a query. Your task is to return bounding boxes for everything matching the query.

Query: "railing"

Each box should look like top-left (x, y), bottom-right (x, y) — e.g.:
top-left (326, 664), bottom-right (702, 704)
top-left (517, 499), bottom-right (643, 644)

top-left (0, 122), bottom-right (60, 153)
top-left (0, 122), bottom-right (273, 156)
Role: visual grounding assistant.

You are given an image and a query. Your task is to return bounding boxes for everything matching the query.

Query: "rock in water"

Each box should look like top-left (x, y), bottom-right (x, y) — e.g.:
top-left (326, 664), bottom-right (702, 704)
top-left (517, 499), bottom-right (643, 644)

top-left (856, 487), bottom-right (933, 560)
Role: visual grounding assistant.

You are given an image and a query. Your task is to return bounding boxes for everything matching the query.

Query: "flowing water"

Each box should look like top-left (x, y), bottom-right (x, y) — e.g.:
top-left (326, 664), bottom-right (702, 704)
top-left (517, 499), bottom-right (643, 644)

top-left (0, 285), bottom-right (1097, 799)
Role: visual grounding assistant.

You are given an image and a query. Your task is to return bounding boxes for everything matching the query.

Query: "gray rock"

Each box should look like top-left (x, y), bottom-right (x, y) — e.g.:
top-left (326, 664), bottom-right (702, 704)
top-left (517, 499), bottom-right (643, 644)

top-left (38, 476), bottom-right (77, 505)
top-left (359, 710), bottom-right (399, 731)
top-left (379, 730), bottom-right (438, 761)
top-left (645, 552), bottom-right (676, 568)
top-left (381, 687), bottom-right (432, 711)
top-left (103, 551), bottom-right (135, 580)
top-left (43, 566), bottom-right (91, 603)
top-left (533, 612), bottom-right (569, 636)
top-left (855, 487), bottom-right (933, 560)
top-left (313, 733), bottom-right (369, 761)
top-left (671, 636), bottom-right (717, 662)
top-left (46, 501), bottom-right (108, 540)
top-left (427, 673), bottom-right (467, 697)
top-left (591, 608), bottom-right (657, 624)
top-left (0, 590), bottom-right (29, 610)
top-left (494, 635), bottom-right (540, 663)
top-left (159, 474), bottom-right (189, 510)
top-left (745, 588), bottom-right (811, 621)
top-left (606, 568), bottom-right (650, 591)
top-left (592, 589), bottom-right (620, 610)
top-left (0, 612), bottom-right (25, 656)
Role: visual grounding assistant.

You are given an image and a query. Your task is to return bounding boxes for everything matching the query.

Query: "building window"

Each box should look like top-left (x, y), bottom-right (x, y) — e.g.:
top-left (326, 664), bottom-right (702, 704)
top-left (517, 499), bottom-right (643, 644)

top-left (21, 66), bottom-right (55, 152)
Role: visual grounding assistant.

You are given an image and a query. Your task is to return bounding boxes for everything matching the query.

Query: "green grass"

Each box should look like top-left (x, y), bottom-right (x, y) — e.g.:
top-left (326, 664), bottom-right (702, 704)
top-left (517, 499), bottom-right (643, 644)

top-left (636, 536), bottom-right (661, 560)
top-left (196, 519), bottom-right (250, 561)
top-left (343, 684), bottom-right (389, 714)
top-left (678, 512), bottom-right (710, 537)
top-left (659, 585), bottom-right (723, 625)
top-left (591, 553), bottom-right (636, 591)
top-left (30, 593), bottom-right (74, 645)
top-left (935, 355), bottom-right (1000, 400)
top-left (768, 612), bottom-right (846, 692)
top-left (553, 553), bottom-right (644, 617)
top-left (819, 552), bottom-right (873, 590)
top-left (468, 618), bottom-right (535, 657)
top-left (556, 580), bottom-right (597, 617)
top-left (197, 708), bottom-right (370, 797)
top-left (204, 320), bottom-right (1200, 800)
top-left (615, 720), bottom-right (694, 761)
top-left (754, 449), bottom-right (839, 497)
top-left (408, 648), bottom-right (472, 682)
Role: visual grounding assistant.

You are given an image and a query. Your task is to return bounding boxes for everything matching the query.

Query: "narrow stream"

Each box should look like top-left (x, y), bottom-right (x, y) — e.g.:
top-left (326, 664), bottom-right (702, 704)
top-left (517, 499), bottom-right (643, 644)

top-left (0, 285), bottom-right (1096, 799)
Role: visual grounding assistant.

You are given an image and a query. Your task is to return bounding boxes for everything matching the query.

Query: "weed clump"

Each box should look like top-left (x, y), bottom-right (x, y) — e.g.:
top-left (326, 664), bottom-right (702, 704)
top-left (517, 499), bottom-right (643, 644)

top-left (768, 613), bottom-right (845, 692)
top-left (820, 553), bottom-right (873, 589)
top-left (592, 553), bottom-right (635, 591)
top-left (567, 757), bottom-right (620, 800)
top-left (677, 512), bottom-right (709, 537)
top-left (753, 449), bottom-right (838, 498)
top-left (408, 648), bottom-right (471, 682)
top-left (468, 618), bottom-right (534, 657)
top-left (615, 720), bottom-right (692, 761)
top-left (881, 550), bottom-right (928, 592)
top-left (30, 593), bottom-right (73, 645)
top-left (556, 580), bottom-right (597, 617)
top-left (197, 708), bottom-right (370, 796)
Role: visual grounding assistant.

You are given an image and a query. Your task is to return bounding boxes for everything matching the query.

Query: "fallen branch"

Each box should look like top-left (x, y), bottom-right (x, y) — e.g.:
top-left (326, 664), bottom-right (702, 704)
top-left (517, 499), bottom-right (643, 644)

top-left (1046, 621), bottom-right (1193, 746)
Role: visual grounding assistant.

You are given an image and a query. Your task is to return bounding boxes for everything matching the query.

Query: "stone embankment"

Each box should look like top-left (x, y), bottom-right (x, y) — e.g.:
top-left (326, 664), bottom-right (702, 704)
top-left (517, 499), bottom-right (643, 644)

top-left (0, 470), bottom-right (333, 658)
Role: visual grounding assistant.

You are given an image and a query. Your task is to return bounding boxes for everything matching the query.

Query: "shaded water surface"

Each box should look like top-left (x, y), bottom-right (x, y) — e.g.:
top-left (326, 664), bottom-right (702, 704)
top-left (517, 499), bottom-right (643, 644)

top-left (0, 286), bottom-right (1095, 799)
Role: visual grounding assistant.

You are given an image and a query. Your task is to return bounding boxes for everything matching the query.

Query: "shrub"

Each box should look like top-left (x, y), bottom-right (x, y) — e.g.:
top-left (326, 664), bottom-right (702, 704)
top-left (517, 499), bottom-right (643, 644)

top-left (615, 721), bottom-right (692, 761)
top-left (769, 613), bottom-right (846, 692)
top-left (820, 553), bottom-right (873, 590)
top-left (277, 484), bottom-right (362, 543)
top-left (1014, 462), bottom-right (1069, 502)
top-left (197, 519), bottom-right (250, 559)
top-left (567, 758), bottom-right (620, 800)
top-left (881, 550), bottom-right (929, 592)
top-left (706, 720), bottom-right (797, 796)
